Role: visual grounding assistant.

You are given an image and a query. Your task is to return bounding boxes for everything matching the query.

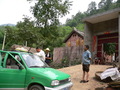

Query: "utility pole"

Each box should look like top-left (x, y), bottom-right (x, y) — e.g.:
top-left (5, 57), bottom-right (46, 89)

top-left (2, 30), bottom-right (6, 50)
top-left (25, 41), bottom-right (27, 47)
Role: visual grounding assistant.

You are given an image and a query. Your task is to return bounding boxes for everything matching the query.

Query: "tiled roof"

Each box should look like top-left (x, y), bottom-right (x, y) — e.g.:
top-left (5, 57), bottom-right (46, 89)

top-left (63, 27), bottom-right (84, 43)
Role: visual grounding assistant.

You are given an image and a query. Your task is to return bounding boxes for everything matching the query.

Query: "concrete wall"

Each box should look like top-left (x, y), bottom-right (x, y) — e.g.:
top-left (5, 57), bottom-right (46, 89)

top-left (84, 22), bottom-right (93, 52)
top-left (93, 18), bottom-right (118, 35)
top-left (53, 46), bottom-right (83, 65)
top-left (84, 18), bottom-right (119, 59)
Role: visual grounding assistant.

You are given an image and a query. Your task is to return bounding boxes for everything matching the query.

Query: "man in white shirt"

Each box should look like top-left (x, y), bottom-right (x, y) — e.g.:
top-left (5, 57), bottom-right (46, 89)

top-left (35, 47), bottom-right (45, 61)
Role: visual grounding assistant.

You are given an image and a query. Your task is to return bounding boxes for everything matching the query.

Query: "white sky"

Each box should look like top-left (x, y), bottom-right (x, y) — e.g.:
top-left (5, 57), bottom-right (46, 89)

top-left (0, 0), bottom-right (101, 25)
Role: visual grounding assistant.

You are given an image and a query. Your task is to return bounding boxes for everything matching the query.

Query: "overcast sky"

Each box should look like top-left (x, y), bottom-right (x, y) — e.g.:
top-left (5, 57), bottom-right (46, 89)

top-left (0, 0), bottom-right (101, 25)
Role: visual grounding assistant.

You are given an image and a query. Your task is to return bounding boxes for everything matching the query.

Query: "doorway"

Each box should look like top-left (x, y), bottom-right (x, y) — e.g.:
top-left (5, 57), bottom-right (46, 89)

top-left (97, 32), bottom-right (118, 64)
top-left (103, 43), bottom-right (116, 64)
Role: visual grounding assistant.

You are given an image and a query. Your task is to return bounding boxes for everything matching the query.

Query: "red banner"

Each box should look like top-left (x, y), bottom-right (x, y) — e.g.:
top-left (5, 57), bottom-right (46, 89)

top-left (92, 36), bottom-right (97, 52)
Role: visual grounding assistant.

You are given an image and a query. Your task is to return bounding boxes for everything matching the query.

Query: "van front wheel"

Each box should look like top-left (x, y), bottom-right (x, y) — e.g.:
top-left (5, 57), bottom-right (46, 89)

top-left (29, 85), bottom-right (44, 90)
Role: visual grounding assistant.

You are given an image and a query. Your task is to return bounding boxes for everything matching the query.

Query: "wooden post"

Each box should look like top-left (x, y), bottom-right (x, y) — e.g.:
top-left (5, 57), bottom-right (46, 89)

top-left (119, 13), bottom-right (120, 62)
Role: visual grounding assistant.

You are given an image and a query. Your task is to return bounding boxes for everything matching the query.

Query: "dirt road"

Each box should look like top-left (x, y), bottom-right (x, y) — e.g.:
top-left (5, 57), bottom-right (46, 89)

top-left (59, 64), bottom-right (112, 90)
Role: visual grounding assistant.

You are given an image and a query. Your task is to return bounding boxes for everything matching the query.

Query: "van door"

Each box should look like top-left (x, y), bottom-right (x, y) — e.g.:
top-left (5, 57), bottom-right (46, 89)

top-left (0, 53), bottom-right (26, 89)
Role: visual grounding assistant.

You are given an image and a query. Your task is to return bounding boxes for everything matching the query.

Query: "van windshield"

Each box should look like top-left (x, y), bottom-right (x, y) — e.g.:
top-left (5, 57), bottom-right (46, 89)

top-left (22, 54), bottom-right (48, 68)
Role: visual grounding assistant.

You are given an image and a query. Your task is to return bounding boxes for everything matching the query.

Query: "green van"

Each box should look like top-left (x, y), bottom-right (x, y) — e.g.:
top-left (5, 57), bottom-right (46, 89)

top-left (0, 50), bottom-right (73, 90)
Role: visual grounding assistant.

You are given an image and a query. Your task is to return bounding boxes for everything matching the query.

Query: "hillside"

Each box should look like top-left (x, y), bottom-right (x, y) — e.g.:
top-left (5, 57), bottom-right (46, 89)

top-left (0, 23), bottom-right (15, 26)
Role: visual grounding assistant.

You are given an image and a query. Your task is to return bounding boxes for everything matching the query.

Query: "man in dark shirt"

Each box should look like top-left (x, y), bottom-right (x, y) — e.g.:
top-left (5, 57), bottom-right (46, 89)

top-left (45, 48), bottom-right (52, 65)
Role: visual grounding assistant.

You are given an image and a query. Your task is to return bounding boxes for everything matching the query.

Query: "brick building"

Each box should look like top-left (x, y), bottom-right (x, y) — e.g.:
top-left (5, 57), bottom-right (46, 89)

top-left (53, 28), bottom-right (84, 65)
top-left (63, 28), bottom-right (84, 47)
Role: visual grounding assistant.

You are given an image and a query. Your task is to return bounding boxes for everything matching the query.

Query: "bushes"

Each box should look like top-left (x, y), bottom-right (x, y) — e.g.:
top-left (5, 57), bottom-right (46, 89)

top-left (51, 58), bottom-right (81, 69)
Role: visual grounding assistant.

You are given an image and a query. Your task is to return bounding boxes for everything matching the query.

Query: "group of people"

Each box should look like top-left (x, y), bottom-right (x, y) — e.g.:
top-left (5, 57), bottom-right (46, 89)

top-left (12, 45), bottom-right (98, 83)
top-left (35, 45), bottom-right (92, 83)
top-left (35, 45), bottom-right (93, 83)
top-left (35, 47), bottom-right (52, 65)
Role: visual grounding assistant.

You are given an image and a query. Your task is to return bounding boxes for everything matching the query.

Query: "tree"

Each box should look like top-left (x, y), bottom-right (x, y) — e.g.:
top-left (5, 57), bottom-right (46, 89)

top-left (98, 0), bottom-right (106, 9)
top-left (16, 16), bottom-right (40, 47)
top-left (74, 12), bottom-right (85, 23)
top-left (27, 0), bottom-right (72, 49)
top-left (65, 0), bottom-right (118, 28)
top-left (116, 0), bottom-right (120, 7)
top-left (5, 16), bottom-right (40, 48)
top-left (5, 26), bottom-right (19, 49)
top-left (65, 18), bottom-right (77, 27)
top-left (28, 0), bottom-right (71, 27)
top-left (105, 0), bottom-right (113, 10)
top-left (76, 24), bottom-right (84, 31)
top-left (65, 11), bottom-right (86, 27)
top-left (87, 1), bottom-right (97, 16)
top-left (104, 43), bottom-right (116, 55)
top-left (98, 0), bottom-right (113, 11)
top-left (0, 26), bottom-right (5, 49)
top-left (4, 0), bottom-right (72, 50)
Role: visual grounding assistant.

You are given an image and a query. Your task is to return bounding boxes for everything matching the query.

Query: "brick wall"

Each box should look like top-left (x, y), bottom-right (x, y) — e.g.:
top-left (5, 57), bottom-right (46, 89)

top-left (65, 32), bottom-right (84, 47)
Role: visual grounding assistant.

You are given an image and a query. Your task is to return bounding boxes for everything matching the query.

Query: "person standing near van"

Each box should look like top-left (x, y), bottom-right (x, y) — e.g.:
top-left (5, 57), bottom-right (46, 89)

top-left (80, 45), bottom-right (91, 83)
top-left (35, 47), bottom-right (45, 61)
top-left (45, 48), bottom-right (52, 65)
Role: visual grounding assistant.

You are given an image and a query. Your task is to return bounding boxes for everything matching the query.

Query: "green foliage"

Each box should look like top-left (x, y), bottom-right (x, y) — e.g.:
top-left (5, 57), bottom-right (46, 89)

top-left (104, 43), bottom-right (116, 55)
top-left (3, 0), bottom-right (72, 50)
top-left (4, 26), bottom-right (19, 49)
top-left (46, 26), bottom-right (72, 51)
top-left (61, 57), bottom-right (69, 67)
top-left (86, 1), bottom-right (97, 16)
top-left (4, 17), bottom-right (73, 51)
top-left (0, 26), bottom-right (5, 45)
top-left (29, 0), bottom-right (71, 50)
top-left (1, 0), bottom-right (120, 52)
top-left (65, 12), bottom-right (86, 27)
top-left (59, 26), bottom-right (72, 37)
top-left (30, 0), bottom-right (72, 27)
top-left (76, 24), bottom-right (84, 31)
top-left (65, 0), bottom-right (119, 29)
top-left (16, 17), bottom-right (40, 47)
top-left (65, 18), bottom-right (77, 27)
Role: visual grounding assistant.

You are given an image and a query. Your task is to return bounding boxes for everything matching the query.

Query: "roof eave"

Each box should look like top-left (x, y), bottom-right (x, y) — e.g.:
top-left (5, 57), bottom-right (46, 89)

top-left (63, 29), bottom-right (84, 43)
top-left (83, 8), bottom-right (120, 24)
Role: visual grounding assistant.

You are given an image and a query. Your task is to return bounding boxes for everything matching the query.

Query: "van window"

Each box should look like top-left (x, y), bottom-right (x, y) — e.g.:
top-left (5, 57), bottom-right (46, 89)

top-left (6, 54), bottom-right (23, 69)
top-left (0, 52), bottom-right (6, 67)
top-left (22, 54), bottom-right (48, 68)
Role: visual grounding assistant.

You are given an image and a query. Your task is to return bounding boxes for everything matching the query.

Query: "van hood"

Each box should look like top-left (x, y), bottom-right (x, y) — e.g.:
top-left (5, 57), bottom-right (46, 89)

top-left (28, 68), bottom-right (70, 80)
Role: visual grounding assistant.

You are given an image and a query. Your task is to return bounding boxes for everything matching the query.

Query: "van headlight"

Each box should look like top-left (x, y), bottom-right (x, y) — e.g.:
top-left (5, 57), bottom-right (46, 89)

top-left (51, 80), bottom-right (60, 86)
top-left (68, 77), bottom-right (71, 82)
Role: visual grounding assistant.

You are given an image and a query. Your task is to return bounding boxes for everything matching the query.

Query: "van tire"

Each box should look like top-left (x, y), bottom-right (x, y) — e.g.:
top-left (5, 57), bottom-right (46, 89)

top-left (29, 85), bottom-right (44, 90)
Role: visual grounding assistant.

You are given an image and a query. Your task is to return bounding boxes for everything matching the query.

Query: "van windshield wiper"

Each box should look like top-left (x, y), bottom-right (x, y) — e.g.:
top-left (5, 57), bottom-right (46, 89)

top-left (29, 66), bottom-right (42, 68)
top-left (29, 66), bottom-right (48, 68)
